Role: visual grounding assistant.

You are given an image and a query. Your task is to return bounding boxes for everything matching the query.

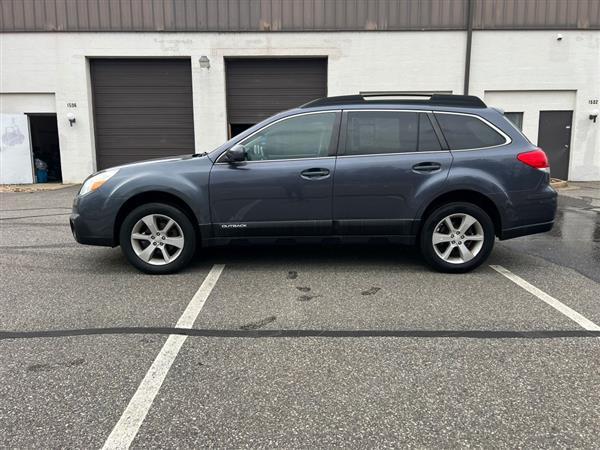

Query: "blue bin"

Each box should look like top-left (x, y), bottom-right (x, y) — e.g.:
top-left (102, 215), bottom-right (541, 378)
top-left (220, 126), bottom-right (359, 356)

top-left (36, 169), bottom-right (48, 183)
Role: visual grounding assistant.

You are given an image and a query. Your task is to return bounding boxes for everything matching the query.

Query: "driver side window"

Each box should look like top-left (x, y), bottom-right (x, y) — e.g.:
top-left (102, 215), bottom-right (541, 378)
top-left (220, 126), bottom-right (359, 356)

top-left (241, 112), bottom-right (337, 161)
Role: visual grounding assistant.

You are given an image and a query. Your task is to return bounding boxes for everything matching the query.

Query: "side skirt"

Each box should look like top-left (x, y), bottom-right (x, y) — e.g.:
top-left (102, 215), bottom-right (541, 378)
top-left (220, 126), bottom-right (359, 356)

top-left (202, 235), bottom-right (416, 247)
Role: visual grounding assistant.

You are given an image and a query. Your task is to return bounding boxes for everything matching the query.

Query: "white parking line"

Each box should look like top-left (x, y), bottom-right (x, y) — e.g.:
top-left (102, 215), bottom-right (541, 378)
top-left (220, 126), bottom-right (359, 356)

top-left (490, 265), bottom-right (600, 332)
top-left (102, 264), bottom-right (225, 450)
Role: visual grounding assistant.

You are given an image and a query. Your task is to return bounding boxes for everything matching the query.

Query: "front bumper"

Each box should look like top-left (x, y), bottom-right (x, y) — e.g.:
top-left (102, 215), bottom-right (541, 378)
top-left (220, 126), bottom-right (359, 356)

top-left (70, 193), bottom-right (118, 247)
top-left (70, 212), bottom-right (114, 246)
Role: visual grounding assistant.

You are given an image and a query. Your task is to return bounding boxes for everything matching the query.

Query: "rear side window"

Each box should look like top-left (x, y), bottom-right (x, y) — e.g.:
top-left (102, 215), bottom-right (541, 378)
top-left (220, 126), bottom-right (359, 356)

top-left (346, 111), bottom-right (418, 155)
top-left (435, 113), bottom-right (506, 150)
top-left (345, 111), bottom-right (442, 155)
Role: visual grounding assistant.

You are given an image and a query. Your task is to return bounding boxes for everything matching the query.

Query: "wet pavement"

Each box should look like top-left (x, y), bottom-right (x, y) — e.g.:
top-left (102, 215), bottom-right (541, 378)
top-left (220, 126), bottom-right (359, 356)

top-left (0, 183), bottom-right (599, 447)
top-left (500, 185), bottom-right (600, 283)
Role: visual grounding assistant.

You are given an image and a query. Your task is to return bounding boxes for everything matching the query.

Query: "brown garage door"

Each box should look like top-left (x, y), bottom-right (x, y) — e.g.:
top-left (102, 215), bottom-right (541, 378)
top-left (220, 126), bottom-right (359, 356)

top-left (91, 59), bottom-right (194, 170)
top-left (226, 58), bottom-right (327, 136)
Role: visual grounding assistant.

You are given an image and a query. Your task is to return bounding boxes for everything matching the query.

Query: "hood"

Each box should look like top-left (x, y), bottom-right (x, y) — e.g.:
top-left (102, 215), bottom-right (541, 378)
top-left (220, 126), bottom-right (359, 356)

top-left (108, 153), bottom-right (208, 171)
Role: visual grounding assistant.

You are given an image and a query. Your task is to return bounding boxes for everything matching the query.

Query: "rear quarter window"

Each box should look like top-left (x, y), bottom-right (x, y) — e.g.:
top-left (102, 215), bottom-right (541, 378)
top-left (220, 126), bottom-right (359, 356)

top-left (435, 113), bottom-right (506, 150)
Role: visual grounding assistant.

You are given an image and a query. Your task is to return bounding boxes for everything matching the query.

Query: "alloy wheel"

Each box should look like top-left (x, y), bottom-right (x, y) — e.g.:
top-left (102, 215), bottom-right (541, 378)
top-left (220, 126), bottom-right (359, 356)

top-left (130, 214), bottom-right (185, 266)
top-left (432, 213), bottom-right (484, 264)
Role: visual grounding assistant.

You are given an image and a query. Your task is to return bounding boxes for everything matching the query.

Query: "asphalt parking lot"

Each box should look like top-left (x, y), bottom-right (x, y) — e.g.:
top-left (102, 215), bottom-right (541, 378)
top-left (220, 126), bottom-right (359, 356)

top-left (1, 184), bottom-right (599, 448)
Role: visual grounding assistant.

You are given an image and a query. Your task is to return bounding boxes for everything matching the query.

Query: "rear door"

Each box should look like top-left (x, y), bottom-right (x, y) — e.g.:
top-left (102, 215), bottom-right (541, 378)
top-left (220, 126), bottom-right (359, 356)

top-left (538, 110), bottom-right (573, 180)
top-left (332, 110), bottom-right (452, 236)
top-left (209, 111), bottom-right (340, 238)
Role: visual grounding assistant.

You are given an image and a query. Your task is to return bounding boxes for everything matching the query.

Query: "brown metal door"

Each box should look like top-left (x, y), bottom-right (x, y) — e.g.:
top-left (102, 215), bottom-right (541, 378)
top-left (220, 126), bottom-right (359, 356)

top-left (225, 58), bottom-right (327, 136)
top-left (537, 110), bottom-right (573, 180)
top-left (90, 59), bottom-right (194, 170)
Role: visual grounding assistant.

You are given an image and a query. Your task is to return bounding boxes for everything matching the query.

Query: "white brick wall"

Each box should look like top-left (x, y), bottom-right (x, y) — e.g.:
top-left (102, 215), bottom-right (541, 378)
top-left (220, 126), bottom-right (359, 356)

top-left (1, 30), bottom-right (598, 182)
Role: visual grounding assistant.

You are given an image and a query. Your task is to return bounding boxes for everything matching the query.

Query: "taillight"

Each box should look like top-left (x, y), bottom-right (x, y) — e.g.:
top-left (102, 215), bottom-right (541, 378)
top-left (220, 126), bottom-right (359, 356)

top-left (517, 148), bottom-right (550, 173)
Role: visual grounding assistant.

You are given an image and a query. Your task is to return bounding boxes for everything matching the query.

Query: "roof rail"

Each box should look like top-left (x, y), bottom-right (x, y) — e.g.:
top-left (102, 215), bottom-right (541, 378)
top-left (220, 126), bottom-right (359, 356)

top-left (360, 91), bottom-right (442, 97)
top-left (301, 93), bottom-right (487, 109)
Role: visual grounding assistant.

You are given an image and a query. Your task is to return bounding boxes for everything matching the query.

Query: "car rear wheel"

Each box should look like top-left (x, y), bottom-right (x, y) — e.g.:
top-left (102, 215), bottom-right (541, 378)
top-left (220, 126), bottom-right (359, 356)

top-left (420, 202), bottom-right (495, 273)
top-left (119, 203), bottom-right (196, 274)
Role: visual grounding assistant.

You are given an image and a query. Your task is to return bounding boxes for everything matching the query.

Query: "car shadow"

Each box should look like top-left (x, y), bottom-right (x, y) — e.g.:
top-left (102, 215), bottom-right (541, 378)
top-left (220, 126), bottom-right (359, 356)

top-left (188, 242), bottom-right (427, 271)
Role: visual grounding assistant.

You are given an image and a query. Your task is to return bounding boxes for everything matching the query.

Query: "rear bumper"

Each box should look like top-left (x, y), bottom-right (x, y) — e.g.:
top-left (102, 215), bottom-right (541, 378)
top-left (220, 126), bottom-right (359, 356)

top-left (499, 220), bottom-right (554, 240)
top-left (498, 184), bottom-right (557, 240)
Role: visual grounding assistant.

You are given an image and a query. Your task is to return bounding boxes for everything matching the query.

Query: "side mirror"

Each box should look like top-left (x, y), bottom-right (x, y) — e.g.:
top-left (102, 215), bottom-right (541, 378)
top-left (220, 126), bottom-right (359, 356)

top-left (224, 144), bottom-right (246, 163)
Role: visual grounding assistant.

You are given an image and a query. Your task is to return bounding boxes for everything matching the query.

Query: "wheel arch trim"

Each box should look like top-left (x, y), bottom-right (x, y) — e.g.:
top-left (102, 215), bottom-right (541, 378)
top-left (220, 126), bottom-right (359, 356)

top-left (113, 190), bottom-right (201, 246)
top-left (415, 189), bottom-right (505, 237)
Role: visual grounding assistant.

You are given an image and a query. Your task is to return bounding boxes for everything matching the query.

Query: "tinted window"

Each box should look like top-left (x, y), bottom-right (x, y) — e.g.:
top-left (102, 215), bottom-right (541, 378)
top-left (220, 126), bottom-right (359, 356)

top-left (436, 113), bottom-right (506, 150)
top-left (504, 112), bottom-right (523, 131)
top-left (241, 112), bottom-right (336, 161)
top-left (418, 113), bottom-right (442, 151)
top-left (346, 111), bottom-right (418, 155)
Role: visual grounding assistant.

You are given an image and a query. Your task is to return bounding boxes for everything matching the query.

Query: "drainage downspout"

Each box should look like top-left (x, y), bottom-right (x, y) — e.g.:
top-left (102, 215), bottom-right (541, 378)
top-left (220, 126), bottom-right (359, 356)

top-left (464, 0), bottom-right (474, 95)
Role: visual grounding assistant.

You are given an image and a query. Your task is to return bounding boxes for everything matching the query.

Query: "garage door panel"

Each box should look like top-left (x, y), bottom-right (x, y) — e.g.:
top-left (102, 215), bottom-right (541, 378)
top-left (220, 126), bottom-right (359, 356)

top-left (96, 128), bottom-right (193, 136)
top-left (93, 93), bottom-right (194, 108)
top-left (95, 115), bottom-right (194, 128)
top-left (91, 58), bottom-right (195, 169)
top-left (227, 94), bottom-right (326, 106)
top-left (97, 134), bottom-right (195, 149)
top-left (226, 58), bottom-right (326, 72)
top-left (227, 89), bottom-right (326, 95)
top-left (96, 128), bottom-right (195, 136)
top-left (95, 107), bottom-right (193, 116)
top-left (93, 85), bottom-right (193, 95)
top-left (92, 77), bottom-right (192, 88)
top-left (226, 58), bottom-right (327, 127)
top-left (98, 148), bottom-right (192, 158)
top-left (226, 91), bottom-right (326, 100)
top-left (92, 65), bottom-right (192, 84)
top-left (227, 78), bottom-right (327, 89)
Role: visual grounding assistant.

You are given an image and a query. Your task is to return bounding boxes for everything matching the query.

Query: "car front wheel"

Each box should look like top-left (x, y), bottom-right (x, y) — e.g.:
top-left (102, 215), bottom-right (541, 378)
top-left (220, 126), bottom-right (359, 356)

top-left (419, 202), bottom-right (495, 273)
top-left (119, 203), bottom-right (196, 274)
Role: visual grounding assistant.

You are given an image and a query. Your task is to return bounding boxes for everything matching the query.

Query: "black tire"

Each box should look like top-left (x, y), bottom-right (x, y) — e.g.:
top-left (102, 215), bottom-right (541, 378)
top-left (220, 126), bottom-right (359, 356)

top-left (419, 202), bottom-right (495, 273)
top-left (119, 202), bottom-right (197, 274)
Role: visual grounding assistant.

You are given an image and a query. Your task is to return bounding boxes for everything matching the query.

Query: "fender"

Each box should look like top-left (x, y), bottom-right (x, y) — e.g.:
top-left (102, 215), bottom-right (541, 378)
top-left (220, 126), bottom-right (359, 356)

top-left (413, 169), bottom-right (511, 236)
top-left (108, 157), bottom-right (212, 226)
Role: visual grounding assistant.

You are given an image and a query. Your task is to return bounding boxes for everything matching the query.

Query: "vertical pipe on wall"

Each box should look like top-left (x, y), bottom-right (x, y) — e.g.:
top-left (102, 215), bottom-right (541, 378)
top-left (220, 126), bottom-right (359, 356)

top-left (464, 0), bottom-right (474, 95)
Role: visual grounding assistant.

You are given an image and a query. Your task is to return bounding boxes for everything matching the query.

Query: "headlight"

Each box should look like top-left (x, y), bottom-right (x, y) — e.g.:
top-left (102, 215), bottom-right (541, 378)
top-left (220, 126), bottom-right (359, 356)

top-left (79, 169), bottom-right (119, 196)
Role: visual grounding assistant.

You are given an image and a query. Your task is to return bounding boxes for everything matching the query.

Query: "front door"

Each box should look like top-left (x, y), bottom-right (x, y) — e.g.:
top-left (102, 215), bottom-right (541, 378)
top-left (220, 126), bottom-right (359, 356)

top-left (333, 110), bottom-right (452, 236)
top-left (209, 111), bottom-right (340, 237)
top-left (538, 110), bottom-right (573, 180)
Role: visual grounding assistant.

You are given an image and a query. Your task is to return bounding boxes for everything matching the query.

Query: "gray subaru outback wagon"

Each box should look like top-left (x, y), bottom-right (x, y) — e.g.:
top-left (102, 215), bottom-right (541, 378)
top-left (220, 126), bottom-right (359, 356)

top-left (70, 94), bottom-right (557, 274)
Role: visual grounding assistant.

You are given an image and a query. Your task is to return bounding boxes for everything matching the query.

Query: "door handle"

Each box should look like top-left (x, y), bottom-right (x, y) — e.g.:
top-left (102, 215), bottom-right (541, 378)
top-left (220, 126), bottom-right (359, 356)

top-left (300, 168), bottom-right (330, 179)
top-left (412, 162), bottom-right (442, 173)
